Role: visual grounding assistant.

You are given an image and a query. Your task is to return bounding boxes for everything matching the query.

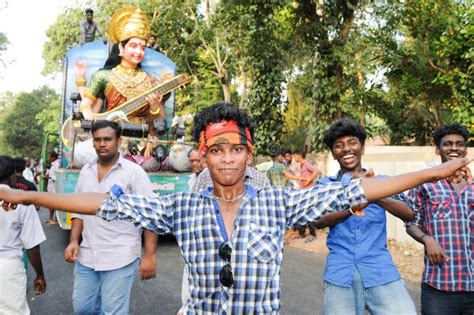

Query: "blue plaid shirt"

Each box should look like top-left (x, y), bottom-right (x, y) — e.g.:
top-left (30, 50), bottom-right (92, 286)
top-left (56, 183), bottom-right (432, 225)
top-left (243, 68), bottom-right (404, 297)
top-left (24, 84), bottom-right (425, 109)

top-left (97, 180), bottom-right (367, 314)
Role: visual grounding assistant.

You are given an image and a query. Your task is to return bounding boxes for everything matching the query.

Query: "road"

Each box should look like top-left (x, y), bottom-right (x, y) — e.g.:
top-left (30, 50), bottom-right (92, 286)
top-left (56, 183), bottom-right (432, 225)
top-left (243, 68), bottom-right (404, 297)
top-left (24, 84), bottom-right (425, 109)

top-left (27, 210), bottom-right (421, 314)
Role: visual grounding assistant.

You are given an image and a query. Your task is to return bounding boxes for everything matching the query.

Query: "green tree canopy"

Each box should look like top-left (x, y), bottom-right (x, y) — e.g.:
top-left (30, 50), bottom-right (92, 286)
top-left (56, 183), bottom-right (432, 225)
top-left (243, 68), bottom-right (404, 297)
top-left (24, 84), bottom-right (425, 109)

top-left (0, 86), bottom-right (60, 158)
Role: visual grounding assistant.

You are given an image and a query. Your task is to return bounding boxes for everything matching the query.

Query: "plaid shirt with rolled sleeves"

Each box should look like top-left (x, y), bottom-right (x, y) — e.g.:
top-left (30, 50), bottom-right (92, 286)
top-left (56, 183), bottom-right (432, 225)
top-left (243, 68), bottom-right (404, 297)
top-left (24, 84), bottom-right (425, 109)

top-left (97, 180), bottom-right (367, 314)
top-left (407, 179), bottom-right (473, 292)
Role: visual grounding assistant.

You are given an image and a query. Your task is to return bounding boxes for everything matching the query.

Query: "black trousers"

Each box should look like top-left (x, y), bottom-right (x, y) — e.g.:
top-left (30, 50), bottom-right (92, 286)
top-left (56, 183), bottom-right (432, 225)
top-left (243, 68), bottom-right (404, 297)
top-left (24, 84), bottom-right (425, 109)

top-left (421, 283), bottom-right (474, 315)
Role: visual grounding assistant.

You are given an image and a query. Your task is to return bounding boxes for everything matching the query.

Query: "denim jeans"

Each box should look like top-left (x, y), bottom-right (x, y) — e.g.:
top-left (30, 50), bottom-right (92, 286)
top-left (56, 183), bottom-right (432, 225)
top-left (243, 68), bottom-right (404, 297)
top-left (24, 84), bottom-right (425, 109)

top-left (421, 282), bottom-right (474, 315)
top-left (72, 259), bottom-right (139, 315)
top-left (323, 270), bottom-right (416, 315)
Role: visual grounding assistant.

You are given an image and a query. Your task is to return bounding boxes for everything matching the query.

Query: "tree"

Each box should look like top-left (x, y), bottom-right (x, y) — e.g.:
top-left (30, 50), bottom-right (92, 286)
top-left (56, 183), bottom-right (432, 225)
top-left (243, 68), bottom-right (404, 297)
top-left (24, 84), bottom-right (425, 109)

top-left (0, 32), bottom-right (9, 68)
top-left (373, 0), bottom-right (473, 144)
top-left (0, 86), bottom-right (60, 158)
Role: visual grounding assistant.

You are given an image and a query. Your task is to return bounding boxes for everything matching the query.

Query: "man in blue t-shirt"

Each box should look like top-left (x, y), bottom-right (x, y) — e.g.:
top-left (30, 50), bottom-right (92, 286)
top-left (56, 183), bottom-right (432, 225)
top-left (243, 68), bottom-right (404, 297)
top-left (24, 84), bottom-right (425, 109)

top-left (315, 119), bottom-right (417, 315)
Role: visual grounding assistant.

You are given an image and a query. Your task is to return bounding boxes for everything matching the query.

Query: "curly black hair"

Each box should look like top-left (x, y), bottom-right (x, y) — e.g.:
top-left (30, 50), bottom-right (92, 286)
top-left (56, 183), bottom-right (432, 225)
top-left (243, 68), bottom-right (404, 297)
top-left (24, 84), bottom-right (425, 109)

top-left (13, 157), bottom-right (26, 173)
top-left (191, 102), bottom-right (255, 143)
top-left (323, 118), bottom-right (367, 150)
top-left (432, 123), bottom-right (470, 147)
top-left (0, 155), bottom-right (15, 183)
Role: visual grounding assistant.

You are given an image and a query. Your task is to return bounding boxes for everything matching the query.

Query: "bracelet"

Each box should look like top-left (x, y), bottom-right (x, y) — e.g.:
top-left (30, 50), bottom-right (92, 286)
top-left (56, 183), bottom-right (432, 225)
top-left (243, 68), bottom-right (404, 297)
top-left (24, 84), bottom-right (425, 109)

top-left (348, 207), bottom-right (355, 215)
top-left (75, 76), bottom-right (87, 87)
top-left (420, 234), bottom-right (428, 243)
top-left (149, 107), bottom-right (160, 115)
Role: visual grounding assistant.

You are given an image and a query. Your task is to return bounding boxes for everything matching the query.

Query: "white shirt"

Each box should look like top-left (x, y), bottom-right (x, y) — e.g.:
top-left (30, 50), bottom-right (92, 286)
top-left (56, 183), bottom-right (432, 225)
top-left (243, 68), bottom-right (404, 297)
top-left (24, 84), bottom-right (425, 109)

top-left (22, 168), bottom-right (34, 184)
top-left (0, 187), bottom-right (46, 260)
top-left (72, 155), bottom-right (154, 271)
top-left (47, 159), bottom-right (60, 193)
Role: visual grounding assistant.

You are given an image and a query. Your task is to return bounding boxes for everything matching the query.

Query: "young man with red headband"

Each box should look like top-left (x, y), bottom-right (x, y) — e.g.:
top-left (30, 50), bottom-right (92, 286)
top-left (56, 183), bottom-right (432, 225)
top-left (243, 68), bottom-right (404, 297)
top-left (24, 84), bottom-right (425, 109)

top-left (0, 102), bottom-right (472, 314)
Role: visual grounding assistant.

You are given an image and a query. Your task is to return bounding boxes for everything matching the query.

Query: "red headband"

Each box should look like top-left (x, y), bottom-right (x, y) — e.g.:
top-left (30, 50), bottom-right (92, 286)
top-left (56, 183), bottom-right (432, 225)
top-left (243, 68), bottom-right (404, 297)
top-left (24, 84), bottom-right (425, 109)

top-left (199, 120), bottom-right (253, 154)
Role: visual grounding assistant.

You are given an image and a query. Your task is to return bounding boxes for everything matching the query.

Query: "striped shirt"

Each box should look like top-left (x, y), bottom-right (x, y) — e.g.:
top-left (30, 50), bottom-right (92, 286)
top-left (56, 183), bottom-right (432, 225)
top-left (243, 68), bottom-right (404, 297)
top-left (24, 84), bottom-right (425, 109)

top-left (407, 179), bottom-right (473, 292)
top-left (267, 162), bottom-right (287, 187)
top-left (97, 180), bottom-right (367, 314)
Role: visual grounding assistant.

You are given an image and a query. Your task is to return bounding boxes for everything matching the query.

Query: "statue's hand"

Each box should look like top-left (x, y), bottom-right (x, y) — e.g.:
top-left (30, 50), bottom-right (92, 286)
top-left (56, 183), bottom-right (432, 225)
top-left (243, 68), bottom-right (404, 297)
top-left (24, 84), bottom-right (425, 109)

top-left (75, 60), bottom-right (87, 78)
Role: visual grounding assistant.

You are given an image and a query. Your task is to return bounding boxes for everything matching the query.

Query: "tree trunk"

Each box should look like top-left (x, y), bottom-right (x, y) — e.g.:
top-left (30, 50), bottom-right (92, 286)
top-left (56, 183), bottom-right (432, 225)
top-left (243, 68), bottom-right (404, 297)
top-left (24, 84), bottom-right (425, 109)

top-left (238, 62), bottom-right (248, 108)
top-left (355, 52), bottom-right (366, 126)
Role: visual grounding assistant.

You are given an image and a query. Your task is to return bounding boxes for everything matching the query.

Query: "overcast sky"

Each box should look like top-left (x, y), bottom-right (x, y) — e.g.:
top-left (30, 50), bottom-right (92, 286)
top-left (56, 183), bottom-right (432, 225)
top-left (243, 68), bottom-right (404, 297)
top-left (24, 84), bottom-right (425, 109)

top-left (0, 0), bottom-right (76, 94)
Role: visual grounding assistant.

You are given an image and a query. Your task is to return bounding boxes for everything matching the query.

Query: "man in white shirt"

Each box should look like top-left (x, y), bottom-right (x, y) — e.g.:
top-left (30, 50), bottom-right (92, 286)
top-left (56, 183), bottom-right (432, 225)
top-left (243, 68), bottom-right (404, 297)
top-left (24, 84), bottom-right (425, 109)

top-left (63, 120), bottom-right (157, 314)
top-left (0, 156), bottom-right (46, 315)
top-left (187, 148), bottom-right (206, 189)
top-left (44, 151), bottom-right (60, 224)
top-left (22, 158), bottom-right (35, 184)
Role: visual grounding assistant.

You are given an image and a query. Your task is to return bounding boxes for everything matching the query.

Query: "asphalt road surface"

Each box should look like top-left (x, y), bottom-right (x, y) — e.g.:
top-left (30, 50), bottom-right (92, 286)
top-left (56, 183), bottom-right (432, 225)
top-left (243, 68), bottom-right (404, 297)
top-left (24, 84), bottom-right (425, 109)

top-left (27, 210), bottom-right (421, 314)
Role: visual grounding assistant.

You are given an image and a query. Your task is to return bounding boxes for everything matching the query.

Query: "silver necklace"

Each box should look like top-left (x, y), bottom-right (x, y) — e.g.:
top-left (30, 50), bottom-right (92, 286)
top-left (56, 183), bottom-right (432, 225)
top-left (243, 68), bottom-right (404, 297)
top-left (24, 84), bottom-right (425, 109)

top-left (212, 190), bottom-right (246, 203)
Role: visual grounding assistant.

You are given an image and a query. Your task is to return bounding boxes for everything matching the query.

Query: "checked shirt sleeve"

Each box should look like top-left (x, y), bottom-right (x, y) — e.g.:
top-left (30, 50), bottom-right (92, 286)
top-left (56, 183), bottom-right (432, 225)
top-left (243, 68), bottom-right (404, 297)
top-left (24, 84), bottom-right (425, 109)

top-left (405, 185), bottom-right (426, 228)
top-left (285, 178), bottom-right (367, 228)
top-left (97, 185), bottom-right (175, 234)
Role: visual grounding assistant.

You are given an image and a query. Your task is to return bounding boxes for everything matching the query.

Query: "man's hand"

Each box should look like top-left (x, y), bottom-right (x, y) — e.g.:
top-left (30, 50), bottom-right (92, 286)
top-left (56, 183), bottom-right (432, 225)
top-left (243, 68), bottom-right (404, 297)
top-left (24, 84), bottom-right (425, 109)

top-left (424, 236), bottom-right (450, 265)
top-left (139, 253), bottom-right (157, 280)
top-left (350, 168), bottom-right (375, 216)
top-left (34, 275), bottom-right (47, 295)
top-left (0, 187), bottom-right (28, 211)
top-left (64, 242), bottom-right (79, 263)
top-left (432, 157), bottom-right (473, 184)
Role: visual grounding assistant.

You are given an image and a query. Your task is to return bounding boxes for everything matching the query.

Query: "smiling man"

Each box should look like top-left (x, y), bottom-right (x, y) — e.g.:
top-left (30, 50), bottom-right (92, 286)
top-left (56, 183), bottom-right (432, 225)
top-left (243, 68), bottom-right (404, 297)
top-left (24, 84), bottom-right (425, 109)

top-left (315, 119), bottom-right (417, 315)
top-left (0, 103), bottom-right (472, 314)
top-left (406, 123), bottom-right (473, 315)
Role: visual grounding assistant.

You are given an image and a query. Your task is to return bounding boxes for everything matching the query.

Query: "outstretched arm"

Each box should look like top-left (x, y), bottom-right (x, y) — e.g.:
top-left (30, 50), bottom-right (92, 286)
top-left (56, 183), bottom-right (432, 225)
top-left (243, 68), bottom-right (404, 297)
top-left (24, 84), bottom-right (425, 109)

top-left (0, 190), bottom-right (104, 214)
top-left (361, 157), bottom-right (472, 201)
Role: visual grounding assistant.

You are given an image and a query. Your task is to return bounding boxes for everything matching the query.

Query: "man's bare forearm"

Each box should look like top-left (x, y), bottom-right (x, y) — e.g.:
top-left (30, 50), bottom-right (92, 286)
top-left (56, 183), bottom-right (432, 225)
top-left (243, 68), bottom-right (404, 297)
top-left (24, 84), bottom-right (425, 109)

top-left (314, 210), bottom-right (352, 229)
top-left (406, 225), bottom-right (428, 244)
top-left (69, 218), bottom-right (84, 243)
top-left (361, 157), bottom-right (471, 201)
top-left (143, 230), bottom-right (158, 256)
top-left (361, 170), bottom-right (431, 201)
top-left (22, 191), bottom-right (105, 215)
top-left (27, 245), bottom-right (45, 277)
top-left (375, 198), bottom-right (414, 221)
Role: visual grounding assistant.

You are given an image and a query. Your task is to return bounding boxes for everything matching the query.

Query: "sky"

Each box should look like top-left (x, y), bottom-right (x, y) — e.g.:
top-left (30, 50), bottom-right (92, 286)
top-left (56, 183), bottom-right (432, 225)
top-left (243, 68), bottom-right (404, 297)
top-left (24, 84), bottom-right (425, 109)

top-left (0, 0), bottom-right (76, 94)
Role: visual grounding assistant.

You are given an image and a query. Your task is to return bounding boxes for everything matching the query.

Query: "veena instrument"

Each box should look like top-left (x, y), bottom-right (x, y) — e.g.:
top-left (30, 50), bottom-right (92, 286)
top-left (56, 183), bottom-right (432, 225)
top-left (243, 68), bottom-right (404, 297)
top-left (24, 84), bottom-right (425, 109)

top-left (61, 73), bottom-right (192, 148)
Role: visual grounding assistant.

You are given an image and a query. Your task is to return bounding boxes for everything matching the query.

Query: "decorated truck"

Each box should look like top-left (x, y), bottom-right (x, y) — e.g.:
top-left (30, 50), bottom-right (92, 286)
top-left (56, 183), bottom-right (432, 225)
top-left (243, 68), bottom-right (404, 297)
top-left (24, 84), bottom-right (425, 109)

top-left (48, 40), bottom-right (193, 229)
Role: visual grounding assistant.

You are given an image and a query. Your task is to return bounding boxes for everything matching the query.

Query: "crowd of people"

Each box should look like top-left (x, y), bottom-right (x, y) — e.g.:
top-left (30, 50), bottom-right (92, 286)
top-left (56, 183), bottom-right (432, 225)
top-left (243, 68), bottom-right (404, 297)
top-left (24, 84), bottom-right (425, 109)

top-left (0, 102), bottom-right (472, 314)
top-left (0, 5), bottom-right (472, 315)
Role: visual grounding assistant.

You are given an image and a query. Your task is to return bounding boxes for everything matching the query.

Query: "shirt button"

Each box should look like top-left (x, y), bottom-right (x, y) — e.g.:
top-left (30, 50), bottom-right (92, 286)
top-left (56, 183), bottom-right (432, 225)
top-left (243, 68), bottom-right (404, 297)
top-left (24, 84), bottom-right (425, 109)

top-left (250, 222), bottom-right (256, 230)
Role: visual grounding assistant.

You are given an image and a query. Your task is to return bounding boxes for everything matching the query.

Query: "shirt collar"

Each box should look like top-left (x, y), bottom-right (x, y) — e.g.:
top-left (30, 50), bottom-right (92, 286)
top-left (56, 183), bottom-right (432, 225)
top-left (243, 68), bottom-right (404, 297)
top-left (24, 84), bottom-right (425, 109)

top-left (87, 153), bottom-right (124, 170)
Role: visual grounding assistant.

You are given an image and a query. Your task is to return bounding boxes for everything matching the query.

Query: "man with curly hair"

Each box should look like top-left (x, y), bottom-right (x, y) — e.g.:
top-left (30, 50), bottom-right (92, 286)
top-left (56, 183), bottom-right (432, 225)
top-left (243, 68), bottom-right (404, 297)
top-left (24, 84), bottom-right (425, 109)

top-left (0, 103), bottom-right (472, 314)
top-left (406, 123), bottom-right (473, 315)
top-left (316, 119), bottom-right (416, 314)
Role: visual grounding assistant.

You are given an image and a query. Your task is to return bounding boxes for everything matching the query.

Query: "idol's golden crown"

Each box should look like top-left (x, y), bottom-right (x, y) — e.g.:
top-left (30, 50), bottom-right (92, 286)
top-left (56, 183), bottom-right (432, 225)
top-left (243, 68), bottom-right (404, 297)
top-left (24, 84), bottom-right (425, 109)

top-left (108, 7), bottom-right (150, 44)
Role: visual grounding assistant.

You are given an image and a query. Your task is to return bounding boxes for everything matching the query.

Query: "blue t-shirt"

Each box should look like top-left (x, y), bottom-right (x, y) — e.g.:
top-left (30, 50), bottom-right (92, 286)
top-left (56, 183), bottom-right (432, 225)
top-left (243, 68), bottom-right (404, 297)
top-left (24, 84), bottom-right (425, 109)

top-left (319, 172), bottom-right (401, 288)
